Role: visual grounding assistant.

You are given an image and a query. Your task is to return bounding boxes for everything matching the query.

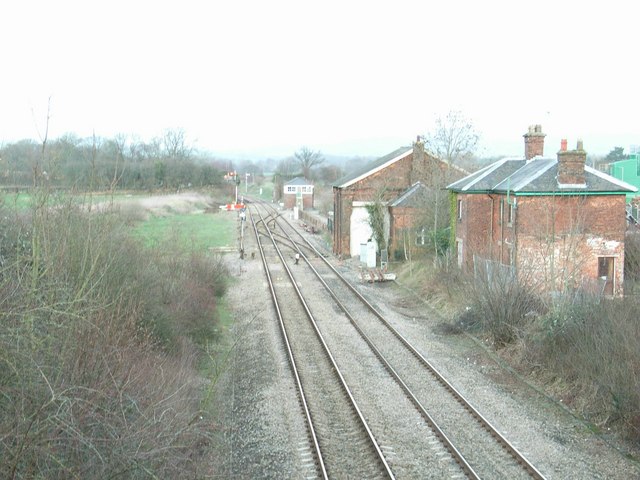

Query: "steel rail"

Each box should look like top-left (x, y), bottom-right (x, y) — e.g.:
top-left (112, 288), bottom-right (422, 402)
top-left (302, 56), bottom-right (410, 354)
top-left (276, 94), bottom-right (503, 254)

top-left (255, 199), bottom-right (547, 480)
top-left (302, 247), bottom-right (481, 477)
top-left (251, 203), bottom-right (395, 479)
top-left (247, 206), bottom-right (329, 480)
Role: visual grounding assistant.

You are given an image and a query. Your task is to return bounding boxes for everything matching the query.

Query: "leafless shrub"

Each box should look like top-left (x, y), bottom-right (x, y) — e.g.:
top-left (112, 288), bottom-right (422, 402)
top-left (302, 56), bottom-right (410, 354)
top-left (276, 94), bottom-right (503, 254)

top-left (462, 259), bottom-right (545, 347)
top-left (624, 230), bottom-right (640, 294)
top-left (527, 297), bottom-right (640, 440)
top-left (0, 198), bottom-right (226, 478)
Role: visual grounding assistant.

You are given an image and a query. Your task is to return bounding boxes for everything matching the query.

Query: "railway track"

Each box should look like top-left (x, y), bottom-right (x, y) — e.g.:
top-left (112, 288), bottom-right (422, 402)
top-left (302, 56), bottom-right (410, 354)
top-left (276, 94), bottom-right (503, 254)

top-left (247, 199), bottom-right (547, 479)
top-left (249, 204), bottom-right (394, 478)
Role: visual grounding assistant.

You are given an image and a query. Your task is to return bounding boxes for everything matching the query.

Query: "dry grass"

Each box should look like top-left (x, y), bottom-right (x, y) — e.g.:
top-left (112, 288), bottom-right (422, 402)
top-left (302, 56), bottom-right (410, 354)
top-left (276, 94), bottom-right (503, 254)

top-left (0, 196), bottom-right (227, 478)
top-left (524, 297), bottom-right (640, 439)
top-left (402, 252), bottom-right (640, 443)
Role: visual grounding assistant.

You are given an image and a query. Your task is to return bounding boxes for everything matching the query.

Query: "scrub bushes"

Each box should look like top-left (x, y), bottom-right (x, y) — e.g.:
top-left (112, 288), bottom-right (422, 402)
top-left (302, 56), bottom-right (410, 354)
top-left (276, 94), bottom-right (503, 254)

top-left (0, 198), bottom-right (226, 478)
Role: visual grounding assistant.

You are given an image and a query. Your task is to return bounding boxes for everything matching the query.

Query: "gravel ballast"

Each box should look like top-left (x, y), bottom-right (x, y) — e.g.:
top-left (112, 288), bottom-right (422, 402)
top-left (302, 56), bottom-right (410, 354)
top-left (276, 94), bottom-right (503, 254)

top-left (211, 212), bottom-right (640, 479)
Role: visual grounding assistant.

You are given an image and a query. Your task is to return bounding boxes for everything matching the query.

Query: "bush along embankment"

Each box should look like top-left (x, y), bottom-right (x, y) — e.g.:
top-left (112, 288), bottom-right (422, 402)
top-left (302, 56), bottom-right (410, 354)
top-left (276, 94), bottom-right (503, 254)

top-left (454, 261), bottom-right (640, 445)
top-left (0, 193), bottom-right (227, 478)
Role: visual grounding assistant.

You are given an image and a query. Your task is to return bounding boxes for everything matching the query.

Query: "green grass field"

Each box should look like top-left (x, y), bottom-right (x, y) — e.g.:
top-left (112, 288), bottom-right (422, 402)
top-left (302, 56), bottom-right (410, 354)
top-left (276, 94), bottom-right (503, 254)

top-left (2, 190), bottom-right (238, 253)
top-left (244, 182), bottom-right (274, 202)
top-left (0, 191), bottom-right (133, 211)
top-left (133, 211), bottom-right (236, 251)
top-left (1, 192), bottom-right (34, 210)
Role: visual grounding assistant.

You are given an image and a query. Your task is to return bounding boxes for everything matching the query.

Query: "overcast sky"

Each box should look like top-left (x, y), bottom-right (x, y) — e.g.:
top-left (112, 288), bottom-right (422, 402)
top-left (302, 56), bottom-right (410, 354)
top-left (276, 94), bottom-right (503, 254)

top-left (1, 1), bottom-right (638, 159)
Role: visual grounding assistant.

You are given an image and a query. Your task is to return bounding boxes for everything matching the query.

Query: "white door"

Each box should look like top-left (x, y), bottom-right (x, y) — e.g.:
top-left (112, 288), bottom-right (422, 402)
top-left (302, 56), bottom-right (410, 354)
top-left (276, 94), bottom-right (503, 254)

top-left (350, 206), bottom-right (375, 257)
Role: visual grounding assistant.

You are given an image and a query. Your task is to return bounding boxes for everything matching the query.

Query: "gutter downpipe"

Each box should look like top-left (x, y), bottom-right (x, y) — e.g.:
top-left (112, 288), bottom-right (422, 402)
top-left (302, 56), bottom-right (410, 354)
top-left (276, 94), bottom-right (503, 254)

top-left (506, 177), bottom-right (518, 269)
top-left (489, 194), bottom-right (494, 259)
top-left (513, 194), bottom-right (518, 274)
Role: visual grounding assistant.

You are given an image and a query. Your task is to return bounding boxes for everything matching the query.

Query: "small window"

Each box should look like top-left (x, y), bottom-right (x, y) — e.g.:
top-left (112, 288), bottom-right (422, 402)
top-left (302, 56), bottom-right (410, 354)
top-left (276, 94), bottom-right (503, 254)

top-left (457, 199), bottom-right (463, 221)
top-left (416, 227), bottom-right (427, 246)
top-left (499, 199), bottom-right (504, 225)
top-left (286, 186), bottom-right (296, 193)
top-left (507, 203), bottom-right (514, 226)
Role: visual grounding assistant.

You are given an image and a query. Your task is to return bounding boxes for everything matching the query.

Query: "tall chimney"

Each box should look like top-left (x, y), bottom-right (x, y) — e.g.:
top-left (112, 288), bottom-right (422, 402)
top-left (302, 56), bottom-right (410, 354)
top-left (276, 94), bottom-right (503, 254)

top-left (523, 124), bottom-right (545, 160)
top-left (557, 140), bottom-right (586, 186)
top-left (411, 135), bottom-right (426, 183)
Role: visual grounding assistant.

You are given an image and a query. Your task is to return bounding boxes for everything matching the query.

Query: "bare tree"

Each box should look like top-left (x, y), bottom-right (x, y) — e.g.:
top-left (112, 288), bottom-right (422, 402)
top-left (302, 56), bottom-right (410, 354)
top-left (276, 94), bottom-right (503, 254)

top-left (423, 110), bottom-right (479, 167)
top-left (294, 146), bottom-right (324, 179)
top-left (161, 128), bottom-right (192, 161)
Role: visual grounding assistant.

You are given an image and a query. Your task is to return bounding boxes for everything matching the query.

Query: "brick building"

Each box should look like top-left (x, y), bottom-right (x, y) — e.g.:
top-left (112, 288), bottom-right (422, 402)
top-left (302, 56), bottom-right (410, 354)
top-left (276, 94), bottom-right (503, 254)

top-left (283, 177), bottom-right (314, 210)
top-left (332, 139), bottom-right (463, 258)
top-left (447, 125), bottom-right (637, 296)
top-left (388, 182), bottom-right (430, 258)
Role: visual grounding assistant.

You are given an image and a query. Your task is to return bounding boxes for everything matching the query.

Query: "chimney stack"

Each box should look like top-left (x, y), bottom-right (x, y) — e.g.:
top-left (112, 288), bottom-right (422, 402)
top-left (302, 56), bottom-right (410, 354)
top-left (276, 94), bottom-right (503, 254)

top-left (411, 135), bottom-right (426, 184)
top-left (524, 124), bottom-right (545, 160)
top-left (413, 135), bottom-right (425, 163)
top-left (557, 140), bottom-right (586, 187)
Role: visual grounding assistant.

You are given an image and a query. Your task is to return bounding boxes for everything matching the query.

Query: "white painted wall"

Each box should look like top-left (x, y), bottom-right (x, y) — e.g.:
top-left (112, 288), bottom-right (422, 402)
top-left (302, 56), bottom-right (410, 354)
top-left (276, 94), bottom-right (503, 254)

top-left (350, 205), bottom-right (374, 257)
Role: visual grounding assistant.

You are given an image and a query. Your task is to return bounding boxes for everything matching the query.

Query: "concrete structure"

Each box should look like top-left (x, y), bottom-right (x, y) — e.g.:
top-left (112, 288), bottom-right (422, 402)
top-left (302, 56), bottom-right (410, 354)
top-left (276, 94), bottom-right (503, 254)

top-left (283, 177), bottom-right (314, 210)
top-left (447, 125), bottom-right (637, 296)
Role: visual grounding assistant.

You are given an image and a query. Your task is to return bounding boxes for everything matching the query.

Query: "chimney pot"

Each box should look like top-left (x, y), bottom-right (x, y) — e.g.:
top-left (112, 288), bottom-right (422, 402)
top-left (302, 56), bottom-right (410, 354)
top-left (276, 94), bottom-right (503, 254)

top-left (560, 139), bottom-right (567, 151)
top-left (577, 139), bottom-right (584, 150)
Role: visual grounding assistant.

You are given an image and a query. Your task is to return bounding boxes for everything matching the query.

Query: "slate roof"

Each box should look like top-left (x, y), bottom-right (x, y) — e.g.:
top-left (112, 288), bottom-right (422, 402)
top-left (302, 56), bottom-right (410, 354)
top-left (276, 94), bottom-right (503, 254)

top-left (447, 157), bottom-right (637, 194)
top-left (332, 146), bottom-right (413, 188)
top-left (389, 182), bottom-right (428, 207)
top-left (284, 177), bottom-right (312, 186)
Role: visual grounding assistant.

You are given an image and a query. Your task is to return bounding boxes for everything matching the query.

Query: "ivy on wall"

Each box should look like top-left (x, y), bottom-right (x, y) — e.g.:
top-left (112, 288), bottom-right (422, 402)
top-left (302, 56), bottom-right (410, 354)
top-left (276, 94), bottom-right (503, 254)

top-left (449, 191), bottom-right (457, 250)
top-left (365, 201), bottom-right (387, 253)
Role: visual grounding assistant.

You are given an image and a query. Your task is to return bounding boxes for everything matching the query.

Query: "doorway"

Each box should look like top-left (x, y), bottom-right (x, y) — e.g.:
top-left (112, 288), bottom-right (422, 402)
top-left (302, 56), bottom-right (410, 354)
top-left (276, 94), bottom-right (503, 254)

top-left (598, 257), bottom-right (615, 296)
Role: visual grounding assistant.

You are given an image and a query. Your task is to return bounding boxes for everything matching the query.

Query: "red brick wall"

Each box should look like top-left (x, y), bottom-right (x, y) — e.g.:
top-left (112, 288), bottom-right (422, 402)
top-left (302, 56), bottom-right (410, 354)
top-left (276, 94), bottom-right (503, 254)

top-left (454, 192), bottom-right (628, 295)
top-left (333, 151), bottom-right (454, 256)
top-left (333, 155), bottom-right (418, 256)
top-left (389, 206), bottom-right (419, 258)
top-left (515, 195), bottom-right (627, 295)
top-left (333, 187), bottom-right (353, 255)
top-left (283, 192), bottom-right (313, 209)
top-left (454, 193), bottom-right (494, 268)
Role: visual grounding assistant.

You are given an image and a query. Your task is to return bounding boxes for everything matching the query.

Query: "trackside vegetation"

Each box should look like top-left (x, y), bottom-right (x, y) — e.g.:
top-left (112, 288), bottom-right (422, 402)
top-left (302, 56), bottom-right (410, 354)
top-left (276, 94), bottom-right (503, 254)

top-left (398, 244), bottom-right (640, 445)
top-left (0, 192), bottom-right (229, 478)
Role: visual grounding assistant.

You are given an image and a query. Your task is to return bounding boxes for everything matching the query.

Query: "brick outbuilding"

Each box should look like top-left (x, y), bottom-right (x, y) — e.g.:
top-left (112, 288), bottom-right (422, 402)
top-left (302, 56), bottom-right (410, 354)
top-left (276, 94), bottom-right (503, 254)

top-left (332, 139), bottom-right (464, 258)
top-left (447, 125), bottom-right (637, 296)
top-left (283, 177), bottom-right (314, 210)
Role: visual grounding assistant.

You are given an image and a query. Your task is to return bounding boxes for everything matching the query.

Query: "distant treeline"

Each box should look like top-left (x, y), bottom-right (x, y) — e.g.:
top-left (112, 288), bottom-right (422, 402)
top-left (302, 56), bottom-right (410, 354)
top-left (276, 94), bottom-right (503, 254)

top-left (0, 130), bottom-right (231, 190)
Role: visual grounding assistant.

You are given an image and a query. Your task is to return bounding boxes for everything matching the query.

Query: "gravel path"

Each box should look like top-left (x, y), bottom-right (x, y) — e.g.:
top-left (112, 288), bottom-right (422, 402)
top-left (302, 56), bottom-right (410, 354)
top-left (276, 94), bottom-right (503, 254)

top-left (211, 211), bottom-right (640, 479)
